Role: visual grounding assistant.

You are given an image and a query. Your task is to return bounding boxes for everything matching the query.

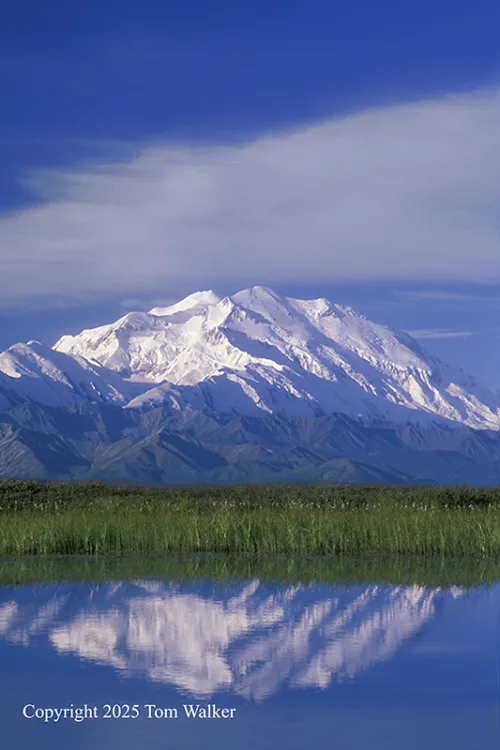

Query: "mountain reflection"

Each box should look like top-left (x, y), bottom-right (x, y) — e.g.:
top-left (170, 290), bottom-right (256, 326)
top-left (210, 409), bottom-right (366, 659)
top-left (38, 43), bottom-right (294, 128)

top-left (0, 581), bottom-right (464, 699)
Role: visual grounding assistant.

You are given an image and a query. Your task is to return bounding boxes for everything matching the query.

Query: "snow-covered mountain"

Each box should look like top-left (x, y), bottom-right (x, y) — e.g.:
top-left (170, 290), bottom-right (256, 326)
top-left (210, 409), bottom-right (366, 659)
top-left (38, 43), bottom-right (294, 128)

top-left (47, 285), bottom-right (499, 430)
top-left (0, 287), bottom-right (498, 430)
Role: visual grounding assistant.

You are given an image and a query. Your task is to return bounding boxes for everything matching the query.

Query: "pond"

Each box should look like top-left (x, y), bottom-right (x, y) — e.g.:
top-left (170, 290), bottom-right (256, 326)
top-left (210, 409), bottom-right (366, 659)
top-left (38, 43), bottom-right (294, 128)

top-left (0, 559), bottom-right (498, 749)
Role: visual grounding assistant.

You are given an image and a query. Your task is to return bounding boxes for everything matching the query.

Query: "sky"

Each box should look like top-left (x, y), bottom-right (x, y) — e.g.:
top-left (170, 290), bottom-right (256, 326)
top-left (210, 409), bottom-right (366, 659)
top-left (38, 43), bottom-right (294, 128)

top-left (1, 0), bottom-right (499, 387)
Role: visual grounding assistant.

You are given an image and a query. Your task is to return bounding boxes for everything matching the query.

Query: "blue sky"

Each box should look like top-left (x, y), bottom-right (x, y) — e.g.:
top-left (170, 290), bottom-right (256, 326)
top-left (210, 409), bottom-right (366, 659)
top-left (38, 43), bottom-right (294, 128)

top-left (1, 0), bottom-right (499, 386)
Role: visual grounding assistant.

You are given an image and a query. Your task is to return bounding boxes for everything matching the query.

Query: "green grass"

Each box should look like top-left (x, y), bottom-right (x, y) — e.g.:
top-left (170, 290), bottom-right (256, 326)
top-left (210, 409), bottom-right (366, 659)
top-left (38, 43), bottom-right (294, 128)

top-left (1, 479), bottom-right (500, 559)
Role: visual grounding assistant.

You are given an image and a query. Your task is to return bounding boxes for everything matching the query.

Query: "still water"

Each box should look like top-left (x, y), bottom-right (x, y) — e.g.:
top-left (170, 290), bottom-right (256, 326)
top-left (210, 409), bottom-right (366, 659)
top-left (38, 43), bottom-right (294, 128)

top-left (0, 571), bottom-right (499, 749)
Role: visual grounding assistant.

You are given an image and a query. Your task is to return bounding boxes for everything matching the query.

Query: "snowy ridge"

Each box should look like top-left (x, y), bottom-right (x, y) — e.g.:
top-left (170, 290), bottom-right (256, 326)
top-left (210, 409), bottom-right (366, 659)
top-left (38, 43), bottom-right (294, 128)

top-left (0, 341), bottom-right (133, 408)
top-left (48, 286), bottom-right (500, 429)
top-left (149, 290), bottom-right (222, 320)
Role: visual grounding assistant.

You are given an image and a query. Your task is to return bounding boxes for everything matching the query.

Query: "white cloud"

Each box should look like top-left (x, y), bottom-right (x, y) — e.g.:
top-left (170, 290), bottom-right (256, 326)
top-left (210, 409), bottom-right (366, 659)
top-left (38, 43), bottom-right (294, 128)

top-left (393, 290), bottom-right (500, 306)
top-left (1, 88), bottom-right (499, 309)
top-left (406, 329), bottom-right (474, 340)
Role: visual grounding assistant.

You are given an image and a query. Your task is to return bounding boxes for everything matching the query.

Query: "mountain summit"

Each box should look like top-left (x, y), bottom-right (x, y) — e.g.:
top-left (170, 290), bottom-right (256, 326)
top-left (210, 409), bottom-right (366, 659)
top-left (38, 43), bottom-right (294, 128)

top-left (42, 285), bottom-right (499, 430)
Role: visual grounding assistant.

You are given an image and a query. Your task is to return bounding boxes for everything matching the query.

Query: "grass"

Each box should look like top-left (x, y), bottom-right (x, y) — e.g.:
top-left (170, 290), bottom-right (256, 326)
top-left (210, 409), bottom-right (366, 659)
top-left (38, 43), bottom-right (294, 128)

top-left (1, 479), bottom-right (500, 559)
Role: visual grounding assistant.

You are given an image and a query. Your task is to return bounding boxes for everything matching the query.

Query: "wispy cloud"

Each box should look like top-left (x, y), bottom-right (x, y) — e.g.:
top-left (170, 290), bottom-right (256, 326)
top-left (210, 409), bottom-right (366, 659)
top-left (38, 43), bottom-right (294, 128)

top-left (118, 296), bottom-right (178, 311)
top-left (406, 329), bottom-right (474, 340)
top-left (1, 88), bottom-right (499, 309)
top-left (393, 290), bottom-right (500, 305)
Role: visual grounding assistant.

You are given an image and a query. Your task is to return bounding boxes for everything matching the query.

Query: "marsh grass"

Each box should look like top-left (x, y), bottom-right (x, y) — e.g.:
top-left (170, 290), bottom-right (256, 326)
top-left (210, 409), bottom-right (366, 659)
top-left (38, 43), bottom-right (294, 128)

top-left (1, 479), bottom-right (500, 558)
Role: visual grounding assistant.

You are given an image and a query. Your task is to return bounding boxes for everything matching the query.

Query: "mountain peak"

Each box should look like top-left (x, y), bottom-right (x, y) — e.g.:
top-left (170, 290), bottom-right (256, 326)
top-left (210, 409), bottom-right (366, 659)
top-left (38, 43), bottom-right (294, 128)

top-left (113, 311), bottom-right (153, 331)
top-left (149, 290), bottom-right (221, 318)
top-left (231, 285), bottom-right (285, 305)
top-left (235, 285), bottom-right (281, 298)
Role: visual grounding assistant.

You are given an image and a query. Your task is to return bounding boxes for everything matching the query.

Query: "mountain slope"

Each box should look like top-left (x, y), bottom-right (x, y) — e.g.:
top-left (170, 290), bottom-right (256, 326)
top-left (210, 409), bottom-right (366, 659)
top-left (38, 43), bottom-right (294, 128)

top-left (0, 341), bottom-right (138, 409)
top-left (53, 286), bottom-right (500, 430)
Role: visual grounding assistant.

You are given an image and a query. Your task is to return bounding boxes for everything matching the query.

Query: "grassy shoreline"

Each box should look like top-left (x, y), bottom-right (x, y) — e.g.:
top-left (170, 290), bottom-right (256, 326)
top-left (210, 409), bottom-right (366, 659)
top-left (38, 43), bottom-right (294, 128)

top-left (1, 479), bottom-right (500, 559)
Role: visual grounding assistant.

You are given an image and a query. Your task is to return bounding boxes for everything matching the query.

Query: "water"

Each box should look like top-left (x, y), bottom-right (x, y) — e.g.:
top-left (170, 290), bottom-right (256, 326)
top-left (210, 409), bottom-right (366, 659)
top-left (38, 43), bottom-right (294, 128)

top-left (0, 568), bottom-right (499, 749)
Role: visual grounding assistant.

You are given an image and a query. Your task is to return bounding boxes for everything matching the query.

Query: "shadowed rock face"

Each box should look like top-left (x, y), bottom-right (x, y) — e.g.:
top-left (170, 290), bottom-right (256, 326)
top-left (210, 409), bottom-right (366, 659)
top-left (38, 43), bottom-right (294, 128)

top-left (0, 580), bottom-right (467, 700)
top-left (2, 402), bottom-right (500, 484)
